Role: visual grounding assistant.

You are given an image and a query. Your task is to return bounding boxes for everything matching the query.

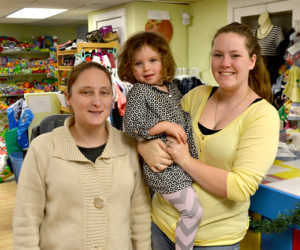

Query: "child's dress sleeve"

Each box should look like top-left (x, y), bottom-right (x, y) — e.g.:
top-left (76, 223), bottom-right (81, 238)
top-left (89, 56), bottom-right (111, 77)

top-left (123, 84), bottom-right (162, 140)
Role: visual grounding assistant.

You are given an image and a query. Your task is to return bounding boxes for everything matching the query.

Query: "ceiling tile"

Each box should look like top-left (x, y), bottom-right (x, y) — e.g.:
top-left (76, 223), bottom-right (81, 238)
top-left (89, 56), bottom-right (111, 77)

top-left (26, 0), bottom-right (84, 9)
top-left (29, 18), bottom-right (87, 26)
top-left (0, 0), bottom-right (195, 26)
top-left (48, 10), bottom-right (91, 21)
top-left (0, 0), bottom-right (35, 8)
top-left (0, 7), bottom-right (19, 18)
top-left (0, 17), bottom-right (36, 24)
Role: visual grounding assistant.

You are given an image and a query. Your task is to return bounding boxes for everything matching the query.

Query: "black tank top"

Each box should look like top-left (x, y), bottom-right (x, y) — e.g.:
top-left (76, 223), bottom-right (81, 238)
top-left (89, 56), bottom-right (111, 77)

top-left (198, 87), bottom-right (262, 135)
top-left (77, 144), bottom-right (106, 163)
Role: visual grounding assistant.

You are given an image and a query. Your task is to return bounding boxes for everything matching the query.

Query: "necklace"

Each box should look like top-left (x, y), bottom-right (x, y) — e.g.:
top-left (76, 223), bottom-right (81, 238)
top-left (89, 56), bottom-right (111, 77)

top-left (213, 88), bottom-right (252, 130)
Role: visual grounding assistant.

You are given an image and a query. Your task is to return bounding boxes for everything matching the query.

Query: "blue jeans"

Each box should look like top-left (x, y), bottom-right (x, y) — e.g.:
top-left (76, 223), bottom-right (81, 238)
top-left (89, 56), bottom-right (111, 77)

top-left (151, 222), bottom-right (240, 250)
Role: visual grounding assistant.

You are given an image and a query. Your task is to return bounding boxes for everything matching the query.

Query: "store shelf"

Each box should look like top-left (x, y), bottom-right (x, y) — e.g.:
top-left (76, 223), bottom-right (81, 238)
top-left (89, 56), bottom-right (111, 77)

top-left (0, 73), bottom-right (48, 77)
top-left (0, 50), bottom-right (56, 125)
top-left (57, 41), bottom-right (120, 113)
top-left (0, 94), bottom-right (23, 98)
top-left (57, 66), bottom-right (73, 71)
top-left (56, 49), bottom-right (77, 55)
top-left (0, 50), bottom-right (50, 55)
top-left (77, 41), bottom-right (119, 52)
top-left (58, 86), bottom-right (67, 92)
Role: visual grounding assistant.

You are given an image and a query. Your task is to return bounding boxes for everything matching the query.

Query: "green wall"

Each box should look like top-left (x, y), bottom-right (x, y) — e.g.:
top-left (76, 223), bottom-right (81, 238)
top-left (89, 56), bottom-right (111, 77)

top-left (89, 0), bottom-right (228, 83)
top-left (127, 2), bottom-right (189, 67)
top-left (0, 24), bottom-right (77, 44)
top-left (88, 2), bottom-right (189, 67)
top-left (1, 1), bottom-right (228, 84)
top-left (188, 0), bottom-right (227, 84)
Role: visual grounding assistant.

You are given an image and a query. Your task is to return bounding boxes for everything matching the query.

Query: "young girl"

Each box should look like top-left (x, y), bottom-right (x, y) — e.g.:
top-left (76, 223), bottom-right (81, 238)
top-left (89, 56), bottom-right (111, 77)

top-left (118, 31), bottom-right (202, 250)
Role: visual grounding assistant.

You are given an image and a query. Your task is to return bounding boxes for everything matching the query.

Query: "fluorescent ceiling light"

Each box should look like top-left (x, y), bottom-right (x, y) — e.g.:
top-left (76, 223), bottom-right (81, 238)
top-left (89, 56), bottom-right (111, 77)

top-left (7, 8), bottom-right (68, 19)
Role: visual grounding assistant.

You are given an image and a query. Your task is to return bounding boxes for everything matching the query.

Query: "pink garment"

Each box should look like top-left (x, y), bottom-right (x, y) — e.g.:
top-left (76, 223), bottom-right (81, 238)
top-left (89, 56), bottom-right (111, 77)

top-left (107, 53), bottom-right (116, 68)
top-left (114, 83), bottom-right (127, 116)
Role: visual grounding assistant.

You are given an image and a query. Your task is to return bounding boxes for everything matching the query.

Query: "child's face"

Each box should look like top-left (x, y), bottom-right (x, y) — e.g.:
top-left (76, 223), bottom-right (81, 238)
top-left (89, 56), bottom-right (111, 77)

top-left (132, 45), bottom-right (163, 85)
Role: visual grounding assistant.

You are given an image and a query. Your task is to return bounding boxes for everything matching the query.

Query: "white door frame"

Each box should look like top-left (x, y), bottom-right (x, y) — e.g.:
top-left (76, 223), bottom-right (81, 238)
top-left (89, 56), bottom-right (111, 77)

top-left (227, 0), bottom-right (299, 28)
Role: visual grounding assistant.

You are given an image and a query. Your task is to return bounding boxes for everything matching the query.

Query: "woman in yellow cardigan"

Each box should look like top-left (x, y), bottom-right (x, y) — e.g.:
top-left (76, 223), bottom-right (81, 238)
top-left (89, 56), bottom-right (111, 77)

top-left (139, 22), bottom-right (280, 249)
top-left (13, 62), bottom-right (151, 250)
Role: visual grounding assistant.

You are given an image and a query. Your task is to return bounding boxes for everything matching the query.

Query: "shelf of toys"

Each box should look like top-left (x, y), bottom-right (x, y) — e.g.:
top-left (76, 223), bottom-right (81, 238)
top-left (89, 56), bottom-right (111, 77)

top-left (0, 35), bottom-right (59, 132)
top-left (56, 41), bottom-right (119, 91)
top-left (56, 41), bottom-right (120, 113)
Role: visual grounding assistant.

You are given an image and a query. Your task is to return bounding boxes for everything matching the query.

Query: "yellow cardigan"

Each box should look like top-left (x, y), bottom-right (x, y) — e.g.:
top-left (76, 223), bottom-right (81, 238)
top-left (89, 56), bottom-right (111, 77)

top-left (152, 85), bottom-right (279, 246)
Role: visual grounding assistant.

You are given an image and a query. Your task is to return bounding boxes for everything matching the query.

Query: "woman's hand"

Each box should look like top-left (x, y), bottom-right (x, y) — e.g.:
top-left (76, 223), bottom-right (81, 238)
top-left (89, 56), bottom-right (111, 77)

top-left (166, 136), bottom-right (192, 168)
top-left (138, 139), bottom-right (173, 173)
top-left (166, 136), bottom-right (228, 198)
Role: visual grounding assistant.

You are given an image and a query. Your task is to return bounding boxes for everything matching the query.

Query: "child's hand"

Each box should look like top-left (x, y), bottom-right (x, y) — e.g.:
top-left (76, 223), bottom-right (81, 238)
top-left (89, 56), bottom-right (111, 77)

top-left (149, 121), bottom-right (187, 144)
top-left (165, 122), bottom-right (187, 144)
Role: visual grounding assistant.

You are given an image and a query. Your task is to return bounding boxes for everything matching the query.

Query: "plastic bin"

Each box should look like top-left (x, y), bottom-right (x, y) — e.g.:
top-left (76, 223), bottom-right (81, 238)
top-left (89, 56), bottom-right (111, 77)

top-left (9, 151), bottom-right (23, 183)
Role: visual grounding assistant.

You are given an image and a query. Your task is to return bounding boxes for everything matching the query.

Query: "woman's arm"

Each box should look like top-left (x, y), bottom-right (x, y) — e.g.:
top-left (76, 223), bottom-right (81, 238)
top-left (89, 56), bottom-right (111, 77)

top-left (130, 151), bottom-right (152, 250)
top-left (166, 103), bottom-right (279, 201)
top-left (13, 143), bottom-right (46, 249)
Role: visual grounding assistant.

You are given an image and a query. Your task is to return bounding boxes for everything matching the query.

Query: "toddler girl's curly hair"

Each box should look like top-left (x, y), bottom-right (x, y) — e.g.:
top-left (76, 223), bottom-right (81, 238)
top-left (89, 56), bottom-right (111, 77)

top-left (118, 31), bottom-right (176, 84)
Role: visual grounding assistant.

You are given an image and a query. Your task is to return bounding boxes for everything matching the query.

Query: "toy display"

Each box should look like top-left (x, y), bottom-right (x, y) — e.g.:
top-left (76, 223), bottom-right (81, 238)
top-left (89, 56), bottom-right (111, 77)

top-left (0, 35), bottom-right (58, 53)
top-left (0, 80), bottom-right (57, 96)
top-left (0, 53), bottom-right (57, 76)
top-left (0, 47), bottom-right (58, 113)
top-left (0, 35), bottom-right (60, 182)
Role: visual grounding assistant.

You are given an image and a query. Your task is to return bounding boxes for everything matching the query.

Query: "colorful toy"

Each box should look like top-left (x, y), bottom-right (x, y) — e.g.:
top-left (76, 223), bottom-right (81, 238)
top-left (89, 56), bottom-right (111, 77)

top-left (0, 143), bottom-right (11, 183)
top-left (286, 130), bottom-right (300, 151)
top-left (53, 35), bottom-right (58, 48)
top-left (13, 64), bottom-right (21, 74)
top-left (0, 56), bottom-right (8, 66)
top-left (0, 166), bottom-right (13, 183)
top-left (19, 59), bottom-right (29, 69)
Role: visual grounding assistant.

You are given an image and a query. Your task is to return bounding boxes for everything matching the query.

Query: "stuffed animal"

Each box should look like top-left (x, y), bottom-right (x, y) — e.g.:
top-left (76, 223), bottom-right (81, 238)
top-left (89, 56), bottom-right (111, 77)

top-left (0, 146), bottom-right (11, 183)
top-left (287, 131), bottom-right (300, 151)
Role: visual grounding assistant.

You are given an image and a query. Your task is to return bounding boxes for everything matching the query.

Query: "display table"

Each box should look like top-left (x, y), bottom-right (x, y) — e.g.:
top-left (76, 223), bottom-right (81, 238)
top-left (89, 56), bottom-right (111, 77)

top-left (245, 148), bottom-right (300, 250)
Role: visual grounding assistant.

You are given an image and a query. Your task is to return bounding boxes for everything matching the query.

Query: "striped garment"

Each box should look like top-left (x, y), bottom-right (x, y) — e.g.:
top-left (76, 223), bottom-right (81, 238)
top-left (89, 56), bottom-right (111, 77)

top-left (255, 25), bottom-right (285, 56)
